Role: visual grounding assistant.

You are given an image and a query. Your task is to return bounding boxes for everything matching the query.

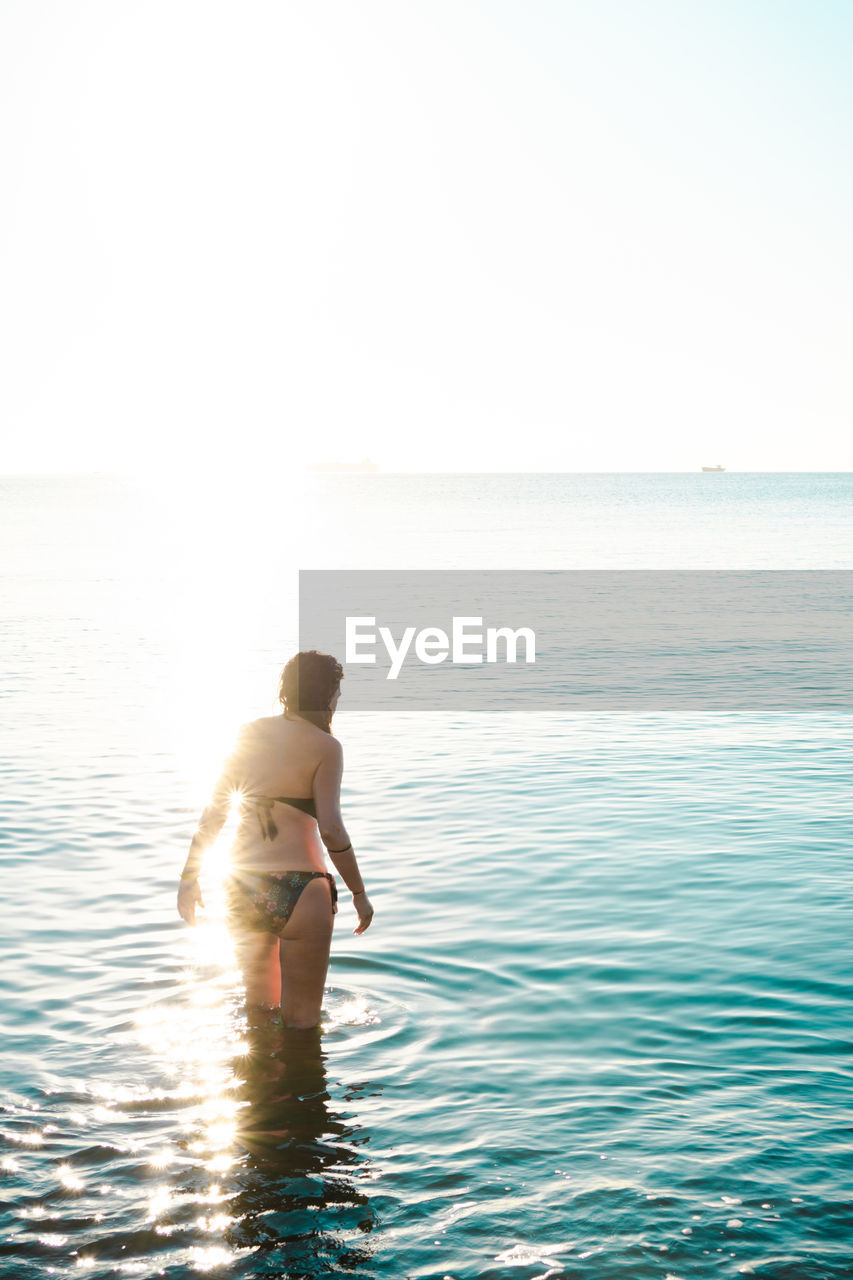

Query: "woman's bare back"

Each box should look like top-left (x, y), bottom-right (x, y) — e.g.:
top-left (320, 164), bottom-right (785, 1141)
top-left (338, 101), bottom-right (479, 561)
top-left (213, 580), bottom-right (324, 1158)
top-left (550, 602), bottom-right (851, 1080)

top-left (226, 715), bottom-right (332, 874)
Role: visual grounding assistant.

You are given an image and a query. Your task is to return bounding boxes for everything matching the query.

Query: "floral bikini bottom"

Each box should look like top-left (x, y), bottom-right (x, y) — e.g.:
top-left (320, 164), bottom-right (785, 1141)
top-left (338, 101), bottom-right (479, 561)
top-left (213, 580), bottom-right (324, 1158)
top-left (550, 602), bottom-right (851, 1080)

top-left (225, 870), bottom-right (338, 936)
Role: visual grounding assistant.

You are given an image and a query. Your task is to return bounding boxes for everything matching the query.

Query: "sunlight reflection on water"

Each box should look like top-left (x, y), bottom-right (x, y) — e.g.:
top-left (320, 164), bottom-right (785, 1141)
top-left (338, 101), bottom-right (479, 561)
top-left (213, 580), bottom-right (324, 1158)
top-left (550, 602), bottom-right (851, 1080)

top-left (3, 474), bottom-right (853, 1277)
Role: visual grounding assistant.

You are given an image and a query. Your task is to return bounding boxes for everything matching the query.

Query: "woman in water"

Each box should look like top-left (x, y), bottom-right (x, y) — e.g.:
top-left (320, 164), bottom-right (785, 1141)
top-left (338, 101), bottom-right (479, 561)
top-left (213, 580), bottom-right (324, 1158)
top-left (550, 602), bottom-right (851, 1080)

top-left (177, 650), bottom-right (373, 1029)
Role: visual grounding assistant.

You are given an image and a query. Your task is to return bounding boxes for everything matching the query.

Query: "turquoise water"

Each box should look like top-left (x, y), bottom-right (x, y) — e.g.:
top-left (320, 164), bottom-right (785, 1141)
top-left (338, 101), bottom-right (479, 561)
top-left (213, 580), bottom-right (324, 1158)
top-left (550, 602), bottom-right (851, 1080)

top-left (1, 473), bottom-right (852, 1278)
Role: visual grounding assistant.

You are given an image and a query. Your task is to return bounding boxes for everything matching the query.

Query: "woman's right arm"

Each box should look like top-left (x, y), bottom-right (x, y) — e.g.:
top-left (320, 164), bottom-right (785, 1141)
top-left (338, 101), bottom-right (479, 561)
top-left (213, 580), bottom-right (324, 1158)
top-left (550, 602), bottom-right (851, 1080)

top-left (313, 736), bottom-right (374, 935)
top-left (177, 727), bottom-right (249, 925)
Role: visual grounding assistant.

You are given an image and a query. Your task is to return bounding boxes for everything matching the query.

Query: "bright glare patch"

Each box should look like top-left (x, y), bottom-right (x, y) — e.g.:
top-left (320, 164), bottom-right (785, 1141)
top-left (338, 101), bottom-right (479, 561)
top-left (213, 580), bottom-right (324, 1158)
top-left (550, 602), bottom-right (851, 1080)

top-left (58, 1164), bottom-right (84, 1190)
top-left (331, 994), bottom-right (381, 1027)
top-left (198, 1098), bottom-right (239, 1124)
top-left (192, 917), bottom-right (237, 969)
top-left (205, 1120), bottom-right (236, 1149)
top-left (196, 1212), bottom-right (233, 1233)
top-left (189, 1246), bottom-right (236, 1272)
top-left (494, 1242), bottom-right (569, 1269)
top-left (148, 1185), bottom-right (174, 1219)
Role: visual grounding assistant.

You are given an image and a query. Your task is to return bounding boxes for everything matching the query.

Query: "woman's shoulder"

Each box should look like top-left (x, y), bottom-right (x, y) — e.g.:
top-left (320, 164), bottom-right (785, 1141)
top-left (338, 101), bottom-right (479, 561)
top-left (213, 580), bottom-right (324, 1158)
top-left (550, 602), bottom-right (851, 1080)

top-left (226, 717), bottom-right (275, 756)
top-left (232, 716), bottom-right (268, 742)
top-left (317, 729), bottom-right (342, 757)
top-left (245, 715), bottom-right (280, 732)
top-left (234, 713), bottom-right (341, 754)
top-left (221, 717), bottom-right (289, 777)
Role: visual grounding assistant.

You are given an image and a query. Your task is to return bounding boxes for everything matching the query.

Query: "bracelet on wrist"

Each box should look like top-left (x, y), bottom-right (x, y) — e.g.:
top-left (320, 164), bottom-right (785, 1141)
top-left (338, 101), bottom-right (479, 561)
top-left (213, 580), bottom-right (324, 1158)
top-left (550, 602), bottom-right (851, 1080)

top-left (328, 842), bottom-right (353, 854)
top-left (180, 871), bottom-right (198, 881)
top-left (351, 888), bottom-right (366, 897)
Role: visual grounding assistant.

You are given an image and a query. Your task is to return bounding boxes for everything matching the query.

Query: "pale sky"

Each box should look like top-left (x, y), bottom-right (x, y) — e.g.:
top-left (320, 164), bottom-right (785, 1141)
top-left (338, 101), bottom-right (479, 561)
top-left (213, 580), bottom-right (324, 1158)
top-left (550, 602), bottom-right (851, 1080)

top-left (2, 0), bottom-right (852, 474)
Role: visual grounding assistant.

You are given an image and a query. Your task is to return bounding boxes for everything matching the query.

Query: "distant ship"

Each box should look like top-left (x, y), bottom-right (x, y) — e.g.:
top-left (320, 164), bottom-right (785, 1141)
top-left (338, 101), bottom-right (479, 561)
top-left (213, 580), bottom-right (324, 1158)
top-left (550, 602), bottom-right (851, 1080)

top-left (307, 458), bottom-right (379, 473)
top-left (701, 464), bottom-right (725, 471)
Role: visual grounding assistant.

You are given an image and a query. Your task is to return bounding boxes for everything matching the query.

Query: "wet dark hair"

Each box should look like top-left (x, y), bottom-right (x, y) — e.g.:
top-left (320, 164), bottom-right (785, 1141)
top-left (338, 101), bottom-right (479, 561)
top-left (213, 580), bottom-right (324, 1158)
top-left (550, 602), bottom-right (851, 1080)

top-left (278, 650), bottom-right (343, 734)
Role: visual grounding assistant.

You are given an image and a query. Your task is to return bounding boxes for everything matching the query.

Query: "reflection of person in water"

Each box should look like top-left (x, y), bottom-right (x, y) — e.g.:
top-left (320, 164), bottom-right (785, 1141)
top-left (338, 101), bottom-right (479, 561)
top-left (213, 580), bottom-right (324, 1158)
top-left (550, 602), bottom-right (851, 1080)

top-left (178, 651), bottom-right (374, 1028)
top-left (224, 1021), bottom-right (379, 1271)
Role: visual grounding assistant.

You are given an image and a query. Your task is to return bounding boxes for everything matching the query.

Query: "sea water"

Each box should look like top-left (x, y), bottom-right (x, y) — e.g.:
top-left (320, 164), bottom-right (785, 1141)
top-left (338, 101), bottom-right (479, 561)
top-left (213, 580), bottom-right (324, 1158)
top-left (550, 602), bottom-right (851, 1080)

top-left (1, 472), bottom-right (851, 1279)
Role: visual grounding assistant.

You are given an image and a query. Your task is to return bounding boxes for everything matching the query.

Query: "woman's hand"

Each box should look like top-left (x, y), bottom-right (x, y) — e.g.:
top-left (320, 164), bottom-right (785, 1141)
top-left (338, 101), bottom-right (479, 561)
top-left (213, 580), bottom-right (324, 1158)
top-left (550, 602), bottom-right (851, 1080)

top-left (177, 878), bottom-right (204, 925)
top-left (352, 890), bottom-right (374, 935)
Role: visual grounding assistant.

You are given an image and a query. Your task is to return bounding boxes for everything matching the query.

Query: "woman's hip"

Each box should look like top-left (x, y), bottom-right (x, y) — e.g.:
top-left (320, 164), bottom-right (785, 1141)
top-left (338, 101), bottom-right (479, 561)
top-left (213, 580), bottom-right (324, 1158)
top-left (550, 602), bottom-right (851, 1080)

top-left (225, 869), bottom-right (338, 935)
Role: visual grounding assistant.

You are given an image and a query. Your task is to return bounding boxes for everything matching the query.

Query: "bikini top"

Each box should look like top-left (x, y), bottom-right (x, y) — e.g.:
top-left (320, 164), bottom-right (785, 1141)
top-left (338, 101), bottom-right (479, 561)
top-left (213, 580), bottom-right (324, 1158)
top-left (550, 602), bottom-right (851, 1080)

top-left (248, 794), bottom-right (317, 841)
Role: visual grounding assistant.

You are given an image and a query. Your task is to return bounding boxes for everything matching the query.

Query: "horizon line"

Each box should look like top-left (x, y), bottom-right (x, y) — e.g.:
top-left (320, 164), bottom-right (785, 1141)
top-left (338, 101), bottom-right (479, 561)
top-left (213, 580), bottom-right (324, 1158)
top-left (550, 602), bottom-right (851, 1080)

top-left (3, 468), bottom-right (853, 479)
